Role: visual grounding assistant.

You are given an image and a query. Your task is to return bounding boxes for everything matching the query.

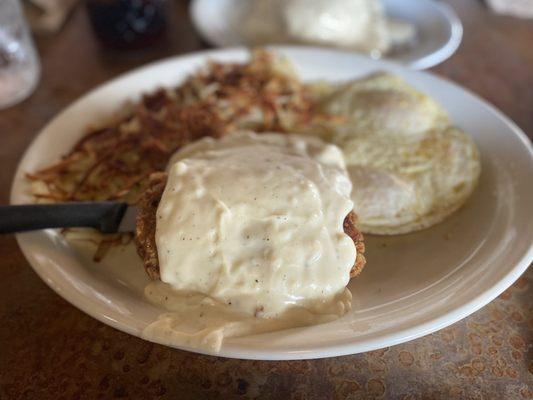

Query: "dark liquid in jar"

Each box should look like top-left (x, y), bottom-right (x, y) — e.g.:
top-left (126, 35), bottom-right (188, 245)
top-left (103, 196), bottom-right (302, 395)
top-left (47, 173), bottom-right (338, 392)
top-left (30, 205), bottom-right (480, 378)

top-left (86, 0), bottom-right (167, 49)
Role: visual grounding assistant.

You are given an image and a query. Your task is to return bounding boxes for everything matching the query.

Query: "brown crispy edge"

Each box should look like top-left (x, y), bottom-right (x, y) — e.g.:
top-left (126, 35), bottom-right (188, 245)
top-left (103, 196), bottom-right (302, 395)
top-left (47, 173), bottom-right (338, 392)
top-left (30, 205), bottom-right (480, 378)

top-left (135, 172), bottom-right (167, 281)
top-left (344, 211), bottom-right (366, 278)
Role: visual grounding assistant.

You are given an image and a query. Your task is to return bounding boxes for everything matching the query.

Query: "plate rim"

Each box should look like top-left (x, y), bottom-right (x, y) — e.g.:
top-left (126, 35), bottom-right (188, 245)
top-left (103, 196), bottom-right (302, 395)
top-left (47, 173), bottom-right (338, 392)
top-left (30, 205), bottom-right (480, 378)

top-left (189, 0), bottom-right (464, 70)
top-left (406, 0), bottom-right (463, 70)
top-left (11, 46), bottom-right (533, 360)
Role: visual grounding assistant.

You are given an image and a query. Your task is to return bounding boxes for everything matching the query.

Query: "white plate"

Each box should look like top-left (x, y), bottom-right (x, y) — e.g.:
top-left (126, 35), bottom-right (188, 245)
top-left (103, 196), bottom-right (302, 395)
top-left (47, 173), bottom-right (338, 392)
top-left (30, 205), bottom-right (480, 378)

top-left (11, 47), bottom-right (533, 360)
top-left (190, 0), bottom-right (463, 69)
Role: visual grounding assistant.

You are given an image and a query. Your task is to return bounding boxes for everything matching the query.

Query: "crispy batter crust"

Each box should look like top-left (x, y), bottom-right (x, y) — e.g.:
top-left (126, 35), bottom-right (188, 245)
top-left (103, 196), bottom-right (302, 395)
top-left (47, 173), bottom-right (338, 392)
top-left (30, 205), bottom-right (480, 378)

top-left (343, 211), bottom-right (366, 277)
top-left (135, 173), bottom-right (366, 280)
top-left (135, 173), bottom-right (168, 280)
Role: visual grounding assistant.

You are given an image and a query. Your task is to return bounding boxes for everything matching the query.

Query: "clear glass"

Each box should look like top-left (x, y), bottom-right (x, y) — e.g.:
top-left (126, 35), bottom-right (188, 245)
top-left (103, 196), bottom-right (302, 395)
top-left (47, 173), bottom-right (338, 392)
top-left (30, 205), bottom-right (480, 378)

top-left (0, 0), bottom-right (40, 109)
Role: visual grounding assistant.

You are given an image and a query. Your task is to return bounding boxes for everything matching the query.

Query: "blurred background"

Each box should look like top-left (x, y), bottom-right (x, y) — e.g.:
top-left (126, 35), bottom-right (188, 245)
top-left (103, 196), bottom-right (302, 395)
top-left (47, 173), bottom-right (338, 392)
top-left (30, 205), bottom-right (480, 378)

top-left (1, 0), bottom-right (533, 110)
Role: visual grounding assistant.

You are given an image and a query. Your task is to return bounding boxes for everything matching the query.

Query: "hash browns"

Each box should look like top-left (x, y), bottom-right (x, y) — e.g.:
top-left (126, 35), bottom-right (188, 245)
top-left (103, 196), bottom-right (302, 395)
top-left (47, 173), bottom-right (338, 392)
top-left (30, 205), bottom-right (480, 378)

top-left (27, 50), bottom-right (327, 205)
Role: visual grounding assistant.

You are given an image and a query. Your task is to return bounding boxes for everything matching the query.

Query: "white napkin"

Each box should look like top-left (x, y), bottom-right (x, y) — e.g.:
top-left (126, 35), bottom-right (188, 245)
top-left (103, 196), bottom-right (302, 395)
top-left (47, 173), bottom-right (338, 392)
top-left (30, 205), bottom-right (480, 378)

top-left (486, 0), bottom-right (533, 18)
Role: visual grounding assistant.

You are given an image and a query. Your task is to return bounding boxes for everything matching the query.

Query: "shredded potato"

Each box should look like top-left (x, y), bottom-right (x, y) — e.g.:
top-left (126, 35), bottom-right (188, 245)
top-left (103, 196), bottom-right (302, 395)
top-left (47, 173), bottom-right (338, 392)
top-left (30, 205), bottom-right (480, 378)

top-left (27, 50), bottom-right (329, 205)
top-left (26, 50), bottom-right (335, 259)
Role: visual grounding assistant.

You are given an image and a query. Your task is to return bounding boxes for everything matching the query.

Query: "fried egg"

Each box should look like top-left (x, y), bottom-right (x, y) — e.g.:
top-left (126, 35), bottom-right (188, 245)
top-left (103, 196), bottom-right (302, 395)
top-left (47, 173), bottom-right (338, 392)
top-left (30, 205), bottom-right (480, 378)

top-left (311, 73), bottom-right (481, 234)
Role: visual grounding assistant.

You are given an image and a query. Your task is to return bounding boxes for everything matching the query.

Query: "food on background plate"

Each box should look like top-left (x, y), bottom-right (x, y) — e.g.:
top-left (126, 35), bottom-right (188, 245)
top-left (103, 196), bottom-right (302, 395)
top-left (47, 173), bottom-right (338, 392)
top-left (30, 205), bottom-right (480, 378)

top-left (136, 132), bottom-right (365, 350)
top-left (242, 0), bottom-right (416, 56)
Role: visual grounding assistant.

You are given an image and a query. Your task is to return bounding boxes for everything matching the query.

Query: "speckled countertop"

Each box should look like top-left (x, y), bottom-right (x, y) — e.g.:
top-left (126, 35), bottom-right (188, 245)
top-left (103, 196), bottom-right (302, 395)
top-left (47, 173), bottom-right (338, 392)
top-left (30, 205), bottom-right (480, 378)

top-left (0, 1), bottom-right (531, 399)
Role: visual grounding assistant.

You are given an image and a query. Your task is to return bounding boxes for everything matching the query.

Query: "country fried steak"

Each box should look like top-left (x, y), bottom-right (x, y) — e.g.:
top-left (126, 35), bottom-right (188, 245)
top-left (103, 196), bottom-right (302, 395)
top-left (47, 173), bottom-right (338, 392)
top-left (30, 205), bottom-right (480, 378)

top-left (135, 173), bottom-right (366, 281)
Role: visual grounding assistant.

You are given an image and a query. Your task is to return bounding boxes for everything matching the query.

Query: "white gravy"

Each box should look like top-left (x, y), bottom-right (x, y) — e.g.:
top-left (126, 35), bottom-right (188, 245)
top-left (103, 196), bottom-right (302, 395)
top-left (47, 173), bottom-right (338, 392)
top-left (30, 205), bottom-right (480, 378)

top-left (142, 132), bottom-right (356, 352)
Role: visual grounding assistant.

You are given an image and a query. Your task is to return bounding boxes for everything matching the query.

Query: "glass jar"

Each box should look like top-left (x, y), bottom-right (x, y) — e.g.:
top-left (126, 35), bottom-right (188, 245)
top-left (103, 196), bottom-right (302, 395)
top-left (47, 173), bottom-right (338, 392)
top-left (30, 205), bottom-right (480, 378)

top-left (86, 0), bottom-right (167, 49)
top-left (0, 0), bottom-right (40, 110)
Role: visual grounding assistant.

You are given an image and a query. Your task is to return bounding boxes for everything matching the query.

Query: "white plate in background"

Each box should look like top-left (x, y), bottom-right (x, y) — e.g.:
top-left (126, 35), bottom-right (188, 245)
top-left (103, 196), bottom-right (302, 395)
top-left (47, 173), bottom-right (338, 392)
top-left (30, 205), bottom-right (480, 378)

top-left (190, 0), bottom-right (463, 69)
top-left (11, 47), bottom-right (533, 360)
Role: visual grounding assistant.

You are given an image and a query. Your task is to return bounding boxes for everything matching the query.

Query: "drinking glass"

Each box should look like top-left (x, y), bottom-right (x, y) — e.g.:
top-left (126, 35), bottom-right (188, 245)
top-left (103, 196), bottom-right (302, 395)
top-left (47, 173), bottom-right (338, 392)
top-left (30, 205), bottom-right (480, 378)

top-left (0, 0), bottom-right (40, 109)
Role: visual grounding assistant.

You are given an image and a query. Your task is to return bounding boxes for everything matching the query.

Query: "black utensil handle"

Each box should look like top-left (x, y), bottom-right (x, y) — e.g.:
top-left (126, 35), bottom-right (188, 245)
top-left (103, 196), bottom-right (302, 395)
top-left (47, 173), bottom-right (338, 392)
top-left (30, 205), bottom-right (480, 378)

top-left (0, 202), bottom-right (128, 234)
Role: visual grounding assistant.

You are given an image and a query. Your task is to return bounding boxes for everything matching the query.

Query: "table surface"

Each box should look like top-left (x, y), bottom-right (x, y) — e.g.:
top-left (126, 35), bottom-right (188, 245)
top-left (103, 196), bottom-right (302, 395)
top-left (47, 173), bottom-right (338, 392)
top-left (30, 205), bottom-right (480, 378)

top-left (0, 1), bottom-right (532, 399)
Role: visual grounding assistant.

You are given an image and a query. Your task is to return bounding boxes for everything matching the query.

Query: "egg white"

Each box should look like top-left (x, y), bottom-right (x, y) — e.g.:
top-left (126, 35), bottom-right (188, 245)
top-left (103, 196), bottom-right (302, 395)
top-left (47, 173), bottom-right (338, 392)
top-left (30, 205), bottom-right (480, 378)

top-left (310, 73), bottom-right (481, 234)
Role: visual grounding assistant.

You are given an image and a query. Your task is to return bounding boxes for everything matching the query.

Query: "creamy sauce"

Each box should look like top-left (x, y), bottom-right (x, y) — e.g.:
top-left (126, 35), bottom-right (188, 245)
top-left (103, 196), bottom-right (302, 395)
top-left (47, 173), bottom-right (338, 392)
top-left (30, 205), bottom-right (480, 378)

top-left (143, 281), bottom-right (352, 352)
top-left (142, 132), bottom-right (356, 351)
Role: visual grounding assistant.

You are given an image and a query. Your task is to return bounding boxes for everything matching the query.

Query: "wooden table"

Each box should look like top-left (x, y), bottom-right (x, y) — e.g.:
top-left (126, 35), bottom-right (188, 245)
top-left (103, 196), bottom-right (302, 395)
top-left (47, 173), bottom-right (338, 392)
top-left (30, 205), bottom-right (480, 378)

top-left (0, 1), bottom-right (531, 398)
